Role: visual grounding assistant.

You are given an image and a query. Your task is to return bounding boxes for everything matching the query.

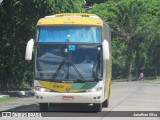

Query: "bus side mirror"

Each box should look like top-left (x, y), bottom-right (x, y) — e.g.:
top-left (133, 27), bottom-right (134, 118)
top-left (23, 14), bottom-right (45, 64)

top-left (25, 39), bottom-right (34, 60)
top-left (102, 40), bottom-right (110, 60)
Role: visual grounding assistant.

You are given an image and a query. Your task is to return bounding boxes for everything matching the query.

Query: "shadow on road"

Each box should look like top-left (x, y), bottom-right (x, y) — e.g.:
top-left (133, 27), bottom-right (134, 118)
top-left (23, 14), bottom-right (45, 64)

top-left (5, 103), bottom-right (99, 112)
top-left (3, 103), bottom-right (111, 117)
top-left (3, 104), bottom-right (37, 112)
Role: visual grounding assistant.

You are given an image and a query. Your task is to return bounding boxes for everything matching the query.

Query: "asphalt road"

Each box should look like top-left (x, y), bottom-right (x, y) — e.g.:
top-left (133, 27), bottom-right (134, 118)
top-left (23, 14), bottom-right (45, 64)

top-left (1, 81), bottom-right (160, 120)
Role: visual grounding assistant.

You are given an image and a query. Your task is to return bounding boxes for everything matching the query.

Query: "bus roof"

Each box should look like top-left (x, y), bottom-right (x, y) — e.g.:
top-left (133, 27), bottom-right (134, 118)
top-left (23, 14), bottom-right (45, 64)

top-left (37, 13), bottom-right (103, 26)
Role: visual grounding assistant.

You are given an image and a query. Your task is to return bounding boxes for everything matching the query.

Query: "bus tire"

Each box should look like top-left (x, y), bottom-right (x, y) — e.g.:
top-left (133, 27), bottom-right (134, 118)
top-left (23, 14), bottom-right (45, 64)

top-left (39, 103), bottom-right (48, 111)
top-left (102, 99), bottom-right (109, 108)
top-left (93, 103), bottom-right (102, 112)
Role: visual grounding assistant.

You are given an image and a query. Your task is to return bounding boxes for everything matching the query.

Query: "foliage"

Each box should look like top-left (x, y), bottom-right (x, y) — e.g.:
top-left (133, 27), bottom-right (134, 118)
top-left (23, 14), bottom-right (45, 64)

top-left (0, 0), bottom-right (85, 92)
top-left (112, 37), bottom-right (127, 79)
top-left (91, 0), bottom-right (160, 80)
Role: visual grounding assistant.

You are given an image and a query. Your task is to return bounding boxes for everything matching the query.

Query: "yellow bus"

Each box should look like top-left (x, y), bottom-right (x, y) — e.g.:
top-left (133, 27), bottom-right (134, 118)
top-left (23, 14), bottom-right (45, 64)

top-left (25, 13), bottom-right (111, 112)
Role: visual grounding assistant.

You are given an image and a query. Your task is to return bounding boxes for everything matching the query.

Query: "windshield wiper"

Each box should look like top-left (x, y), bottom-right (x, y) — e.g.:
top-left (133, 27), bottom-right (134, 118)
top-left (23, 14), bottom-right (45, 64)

top-left (52, 59), bottom-right (67, 81)
top-left (51, 59), bottom-right (86, 82)
top-left (69, 60), bottom-right (86, 82)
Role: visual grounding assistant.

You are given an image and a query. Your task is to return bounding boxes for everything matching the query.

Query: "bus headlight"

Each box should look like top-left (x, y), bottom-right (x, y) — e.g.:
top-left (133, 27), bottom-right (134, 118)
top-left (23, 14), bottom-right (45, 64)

top-left (35, 86), bottom-right (51, 92)
top-left (85, 87), bottom-right (102, 92)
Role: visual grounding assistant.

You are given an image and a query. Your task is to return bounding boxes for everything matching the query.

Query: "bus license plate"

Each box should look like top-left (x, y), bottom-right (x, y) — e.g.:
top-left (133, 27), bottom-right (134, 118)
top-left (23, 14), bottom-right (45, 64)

top-left (62, 96), bottom-right (74, 101)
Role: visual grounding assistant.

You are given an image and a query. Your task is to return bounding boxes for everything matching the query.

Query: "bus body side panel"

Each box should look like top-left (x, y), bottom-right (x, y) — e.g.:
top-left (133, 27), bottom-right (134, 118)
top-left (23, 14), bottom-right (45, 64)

top-left (102, 23), bottom-right (112, 101)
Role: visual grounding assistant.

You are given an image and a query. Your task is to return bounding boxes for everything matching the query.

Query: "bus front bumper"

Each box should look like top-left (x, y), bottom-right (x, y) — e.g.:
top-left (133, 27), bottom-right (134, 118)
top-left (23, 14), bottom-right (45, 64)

top-left (34, 91), bottom-right (103, 104)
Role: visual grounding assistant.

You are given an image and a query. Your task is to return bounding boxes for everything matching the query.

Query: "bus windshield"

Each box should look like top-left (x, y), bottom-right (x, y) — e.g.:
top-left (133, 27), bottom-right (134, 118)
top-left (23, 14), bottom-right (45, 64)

top-left (35, 44), bottom-right (102, 82)
top-left (38, 26), bottom-right (101, 43)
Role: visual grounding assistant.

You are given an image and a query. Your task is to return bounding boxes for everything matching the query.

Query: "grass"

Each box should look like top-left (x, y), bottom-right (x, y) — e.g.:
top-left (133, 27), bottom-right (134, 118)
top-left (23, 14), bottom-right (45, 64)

top-left (0, 97), bottom-right (16, 103)
top-left (111, 79), bottom-right (127, 83)
top-left (111, 76), bottom-right (160, 83)
top-left (143, 77), bottom-right (160, 83)
top-left (145, 77), bottom-right (160, 81)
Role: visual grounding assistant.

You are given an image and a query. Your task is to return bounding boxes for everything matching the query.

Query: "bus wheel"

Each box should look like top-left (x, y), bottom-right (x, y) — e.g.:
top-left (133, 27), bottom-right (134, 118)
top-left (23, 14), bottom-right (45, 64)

top-left (93, 103), bottom-right (102, 112)
top-left (102, 99), bottom-right (109, 108)
top-left (39, 103), bottom-right (48, 111)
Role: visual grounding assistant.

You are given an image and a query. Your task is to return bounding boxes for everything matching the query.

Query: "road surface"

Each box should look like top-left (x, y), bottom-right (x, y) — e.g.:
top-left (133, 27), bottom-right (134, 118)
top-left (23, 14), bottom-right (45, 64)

top-left (1, 81), bottom-right (160, 120)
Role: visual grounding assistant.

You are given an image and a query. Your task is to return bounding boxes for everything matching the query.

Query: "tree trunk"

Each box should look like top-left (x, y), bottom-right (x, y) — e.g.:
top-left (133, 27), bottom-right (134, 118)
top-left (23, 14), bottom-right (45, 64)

top-left (127, 61), bottom-right (132, 81)
top-left (126, 39), bottom-right (133, 81)
top-left (135, 48), bottom-right (140, 80)
top-left (154, 50), bottom-right (160, 79)
top-left (154, 65), bottom-right (157, 79)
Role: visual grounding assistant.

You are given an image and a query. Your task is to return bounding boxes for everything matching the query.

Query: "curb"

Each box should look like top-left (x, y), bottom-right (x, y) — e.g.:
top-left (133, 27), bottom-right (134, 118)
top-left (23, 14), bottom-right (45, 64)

top-left (0, 95), bottom-right (10, 98)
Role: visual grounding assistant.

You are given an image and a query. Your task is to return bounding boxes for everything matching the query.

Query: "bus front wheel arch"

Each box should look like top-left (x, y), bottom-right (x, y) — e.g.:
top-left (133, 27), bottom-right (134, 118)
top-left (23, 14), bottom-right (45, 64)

top-left (93, 103), bottom-right (102, 112)
top-left (102, 99), bottom-right (109, 108)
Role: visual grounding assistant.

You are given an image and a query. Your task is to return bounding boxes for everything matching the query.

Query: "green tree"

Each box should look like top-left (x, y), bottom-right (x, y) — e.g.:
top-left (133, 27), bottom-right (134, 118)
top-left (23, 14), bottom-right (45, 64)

top-left (144, 19), bottom-right (160, 78)
top-left (112, 37), bottom-right (127, 79)
top-left (144, 0), bottom-right (160, 78)
top-left (92, 0), bottom-right (148, 80)
top-left (0, 0), bottom-right (85, 92)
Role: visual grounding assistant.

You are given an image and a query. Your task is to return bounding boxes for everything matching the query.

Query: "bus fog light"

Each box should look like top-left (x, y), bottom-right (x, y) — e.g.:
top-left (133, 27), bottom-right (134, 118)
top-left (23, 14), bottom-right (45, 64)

top-left (86, 87), bottom-right (102, 92)
top-left (35, 86), bottom-right (51, 92)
